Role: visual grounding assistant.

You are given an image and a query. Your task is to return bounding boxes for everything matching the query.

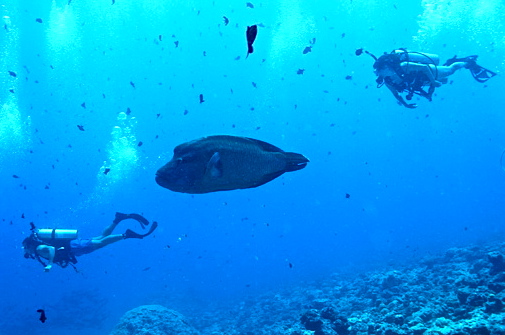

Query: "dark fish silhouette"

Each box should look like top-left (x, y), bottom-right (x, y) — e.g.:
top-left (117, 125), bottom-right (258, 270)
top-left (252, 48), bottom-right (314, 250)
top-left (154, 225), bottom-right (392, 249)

top-left (37, 309), bottom-right (47, 323)
top-left (246, 25), bottom-right (258, 58)
top-left (155, 135), bottom-right (309, 194)
top-left (223, 16), bottom-right (229, 26)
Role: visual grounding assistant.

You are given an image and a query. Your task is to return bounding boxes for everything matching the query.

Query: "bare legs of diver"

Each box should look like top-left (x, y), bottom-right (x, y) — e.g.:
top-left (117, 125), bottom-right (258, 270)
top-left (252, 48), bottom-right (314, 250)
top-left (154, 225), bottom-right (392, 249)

top-left (90, 212), bottom-right (158, 251)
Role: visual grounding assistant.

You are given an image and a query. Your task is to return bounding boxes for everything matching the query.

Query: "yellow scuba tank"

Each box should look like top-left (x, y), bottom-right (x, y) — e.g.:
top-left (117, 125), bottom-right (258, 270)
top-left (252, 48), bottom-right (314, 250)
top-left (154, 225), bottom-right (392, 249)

top-left (36, 228), bottom-right (78, 241)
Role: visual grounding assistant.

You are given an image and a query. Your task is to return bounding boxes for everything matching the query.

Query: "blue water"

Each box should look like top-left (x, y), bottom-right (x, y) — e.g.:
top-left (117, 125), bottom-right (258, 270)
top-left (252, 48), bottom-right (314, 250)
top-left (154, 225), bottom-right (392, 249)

top-left (1, 0), bottom-right (504, 334)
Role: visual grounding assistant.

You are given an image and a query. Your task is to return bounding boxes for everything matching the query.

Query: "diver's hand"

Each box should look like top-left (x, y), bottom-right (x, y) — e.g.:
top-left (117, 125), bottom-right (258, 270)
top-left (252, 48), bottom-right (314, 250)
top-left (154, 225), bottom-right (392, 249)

top-left (397, 100), bottom-right (417, 109)
top-left (44, 264), bottom-right (52, 272)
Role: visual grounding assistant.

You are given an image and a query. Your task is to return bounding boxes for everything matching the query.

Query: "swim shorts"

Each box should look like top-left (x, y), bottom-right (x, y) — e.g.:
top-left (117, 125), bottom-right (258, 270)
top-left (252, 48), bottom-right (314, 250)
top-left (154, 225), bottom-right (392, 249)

top-left (70, 239), bottom-right (95, 256)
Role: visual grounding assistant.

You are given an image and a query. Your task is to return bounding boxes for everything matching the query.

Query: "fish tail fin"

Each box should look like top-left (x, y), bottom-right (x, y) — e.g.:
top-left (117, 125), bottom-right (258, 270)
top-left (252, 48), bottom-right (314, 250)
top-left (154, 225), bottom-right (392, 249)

top-left (284, 152), bottom-right (309, 172)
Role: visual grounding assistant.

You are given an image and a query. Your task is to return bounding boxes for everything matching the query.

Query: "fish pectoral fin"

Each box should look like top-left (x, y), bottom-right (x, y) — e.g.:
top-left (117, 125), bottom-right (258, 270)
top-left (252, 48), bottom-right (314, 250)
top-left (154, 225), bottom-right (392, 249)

top-left (206, 152), bottom-right (223, 178)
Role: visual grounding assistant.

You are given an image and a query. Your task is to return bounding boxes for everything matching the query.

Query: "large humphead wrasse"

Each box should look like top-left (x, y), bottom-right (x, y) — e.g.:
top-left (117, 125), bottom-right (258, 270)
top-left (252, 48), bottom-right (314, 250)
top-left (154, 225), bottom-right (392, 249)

top-left (155, 135), bottom-right (309, 194)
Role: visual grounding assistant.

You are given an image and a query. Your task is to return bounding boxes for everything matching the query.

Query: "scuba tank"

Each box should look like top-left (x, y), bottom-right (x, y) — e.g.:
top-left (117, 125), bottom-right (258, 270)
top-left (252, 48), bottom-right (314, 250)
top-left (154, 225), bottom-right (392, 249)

top-left (35, 228), bottom-right (78, 241)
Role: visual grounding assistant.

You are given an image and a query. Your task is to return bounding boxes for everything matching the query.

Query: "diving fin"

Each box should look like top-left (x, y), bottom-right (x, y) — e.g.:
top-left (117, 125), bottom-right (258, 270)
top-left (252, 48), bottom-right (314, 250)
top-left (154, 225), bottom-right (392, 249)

top-left (127, 213), bottom-right (150, 229)
top-left (444, 55), bottom-right (496, 83)
top-left (124, 221), bottom-right (158, 239)
top-left (113, 212), bottom-right (150, 229)
top-left (467, 63), bottom-right (497, 83)
top-left (443, 55), bottom-right (478, 66)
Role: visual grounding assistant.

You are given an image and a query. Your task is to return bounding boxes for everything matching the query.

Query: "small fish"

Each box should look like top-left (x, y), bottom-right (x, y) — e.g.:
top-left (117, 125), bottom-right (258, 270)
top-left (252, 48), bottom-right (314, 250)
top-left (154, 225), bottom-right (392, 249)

top-left (138, 141), bottom-right (143, 147)
top-left (184, 110), bottom-right (189, 115)
top-left (355, 48), bottom-right (363, 56)
top-left (37, 309), bottom-right (47, 323)
top-left (8, 71), bottom-right (17, 77)
top-left (223, 16), bottom-right (229, 26)
top-left (35, 18), bottom-right (43, 23)
top-left (296, 69), bottom-right (305, 75)
top-left (246, 25), bottom-right (258, 58)
top-left (246, 2), bottom-right (254, 8)
top-left (130, 81), bottom-right (136, 89)
top-left (174, 41), bottom-right (179, 48)
top-left (252, 82), bottom-right (257, 88)
top-left (13, 175), bottom-right (19, 178)
top-left (345, 75), bottom-right (352, 80)
top-left (77, 125), bottom-right (85, 131)
top-left (81, 102), bottom-right (86, 108)
top-left (126, 107), bottom-right (132, 115)
top-left (155, 135), bottom-right (309, 194)
top-left (302, 46), bottom-right (312, 54)
top-left (289, 263), bottom-right (293, 268)
top-left (142, 267), bottom-right (151, 271)
top-left (104, 168), bottom-right (111, 175)
top-left (199, 94), bottom-right (204, 103)
top-left (345, 193), bottom-right (350, 198)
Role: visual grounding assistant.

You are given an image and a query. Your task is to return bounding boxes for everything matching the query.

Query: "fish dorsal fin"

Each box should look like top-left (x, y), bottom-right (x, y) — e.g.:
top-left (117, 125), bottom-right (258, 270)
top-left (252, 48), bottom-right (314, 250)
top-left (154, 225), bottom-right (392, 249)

top-left (205, 152), bottom-right (222, 178)
top-left (204, 135), bottom-right (284, 153)
top-left (244, 137), bottom-right (284, 152)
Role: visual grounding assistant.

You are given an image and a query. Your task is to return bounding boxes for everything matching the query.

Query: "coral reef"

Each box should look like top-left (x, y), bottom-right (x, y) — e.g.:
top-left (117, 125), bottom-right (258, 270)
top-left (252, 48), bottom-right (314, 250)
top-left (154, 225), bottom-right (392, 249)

top-left (110, 305), bottom-right (200, 335)
top-left (191, 242), bottom-right (505, 335)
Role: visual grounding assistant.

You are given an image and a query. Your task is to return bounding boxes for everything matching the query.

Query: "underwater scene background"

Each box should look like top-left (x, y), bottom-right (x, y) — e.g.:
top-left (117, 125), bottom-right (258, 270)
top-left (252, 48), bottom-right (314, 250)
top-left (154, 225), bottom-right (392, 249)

top-left (1, 0), bottom-right (505, 334)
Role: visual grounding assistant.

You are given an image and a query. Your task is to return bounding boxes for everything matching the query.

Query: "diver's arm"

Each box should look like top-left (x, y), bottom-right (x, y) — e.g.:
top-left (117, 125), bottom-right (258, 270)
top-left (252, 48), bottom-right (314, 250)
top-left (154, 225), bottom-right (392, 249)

top-left (385, 82), bottom-right (417, 109)
top-left (36, 245), bottom-right (55, 272)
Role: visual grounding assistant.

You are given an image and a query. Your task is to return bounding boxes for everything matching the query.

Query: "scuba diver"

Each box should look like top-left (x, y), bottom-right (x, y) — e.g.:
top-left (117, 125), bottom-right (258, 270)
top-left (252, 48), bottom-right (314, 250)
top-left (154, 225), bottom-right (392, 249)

top-left (22, 212), bottom-right (158, 272)
top-left (356, 48), bottom-right (497, 108)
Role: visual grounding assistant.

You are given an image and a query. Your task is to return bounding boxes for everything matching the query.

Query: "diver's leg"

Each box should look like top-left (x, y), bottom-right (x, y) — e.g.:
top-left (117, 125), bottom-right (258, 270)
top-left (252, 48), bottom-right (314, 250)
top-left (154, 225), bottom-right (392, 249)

top-left (436, 62), bottom-right (467, 79)
top-left (99, 212), bottom-right (130, 238)
top-left (90, 234), bottom-right (125, 251)
top-left (99, 221), bottom-right (119, 238)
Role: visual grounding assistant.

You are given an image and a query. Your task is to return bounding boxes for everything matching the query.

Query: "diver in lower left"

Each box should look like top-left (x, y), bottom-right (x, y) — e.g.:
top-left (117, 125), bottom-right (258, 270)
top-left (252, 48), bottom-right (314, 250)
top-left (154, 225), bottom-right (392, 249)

top-left (22, 212), bottom-right (158, 272)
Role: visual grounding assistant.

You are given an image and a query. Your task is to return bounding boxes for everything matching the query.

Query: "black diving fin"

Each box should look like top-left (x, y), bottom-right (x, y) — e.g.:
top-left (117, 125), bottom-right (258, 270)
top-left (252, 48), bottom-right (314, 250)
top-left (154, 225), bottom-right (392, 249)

top-left (468, 63), bottom-right (497, 83)
top-left (124, 221), bottom-right (158, 239)
top-left (113, 212), bottom-right (150, 229)
top-left (444, 55), bottom-right (497, 83)
top-left (127, 214), bottom-right (150, 229)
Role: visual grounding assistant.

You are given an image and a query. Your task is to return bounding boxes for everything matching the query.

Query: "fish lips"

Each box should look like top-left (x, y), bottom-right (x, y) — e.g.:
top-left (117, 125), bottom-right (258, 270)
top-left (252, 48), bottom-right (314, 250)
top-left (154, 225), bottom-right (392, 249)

top-left (155, 163), bottom-right (196, 193)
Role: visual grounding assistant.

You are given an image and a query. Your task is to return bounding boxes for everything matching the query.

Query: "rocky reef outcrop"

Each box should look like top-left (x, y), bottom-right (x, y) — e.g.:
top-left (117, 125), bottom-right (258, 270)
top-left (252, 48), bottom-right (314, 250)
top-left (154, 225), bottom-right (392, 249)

top-left (110, 305), bottom-right (200, 335)
top-left (192, 242), bottom-right (505, 335)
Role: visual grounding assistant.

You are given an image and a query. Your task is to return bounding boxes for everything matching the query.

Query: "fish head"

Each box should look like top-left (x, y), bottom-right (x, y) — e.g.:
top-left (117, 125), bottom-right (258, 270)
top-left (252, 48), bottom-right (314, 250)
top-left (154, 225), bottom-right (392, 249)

top-left (155, 151), bottom-right (206, 193)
